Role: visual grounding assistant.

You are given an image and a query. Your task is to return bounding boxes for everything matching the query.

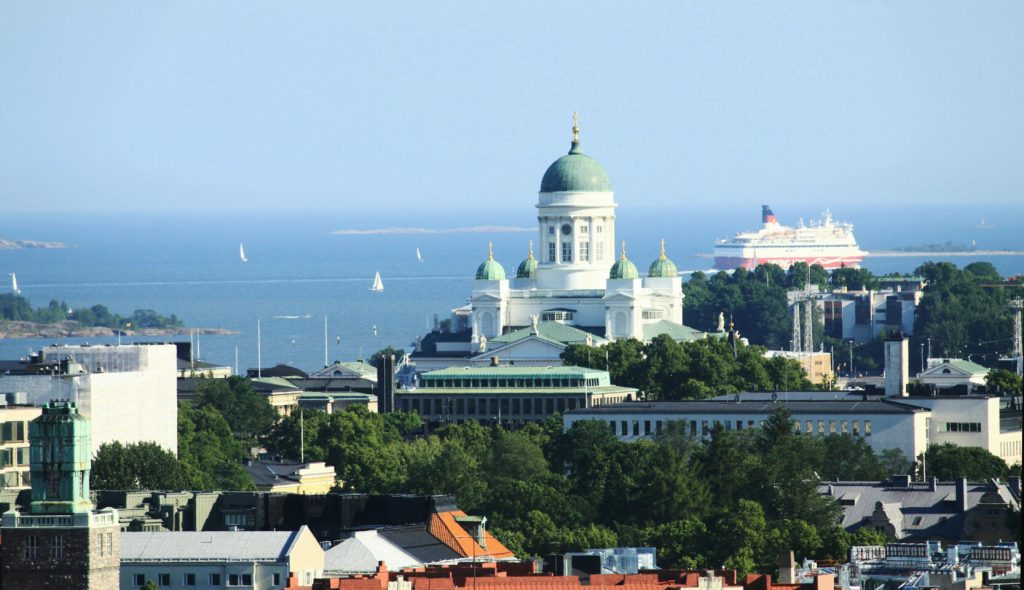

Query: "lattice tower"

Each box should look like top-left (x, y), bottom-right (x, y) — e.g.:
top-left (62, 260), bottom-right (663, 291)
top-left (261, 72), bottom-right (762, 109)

top-left (1010, 298), bottom-right (1023, 375)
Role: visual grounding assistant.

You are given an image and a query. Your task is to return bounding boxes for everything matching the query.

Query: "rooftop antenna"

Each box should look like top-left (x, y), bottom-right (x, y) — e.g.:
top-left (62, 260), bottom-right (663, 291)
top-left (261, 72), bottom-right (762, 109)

top-left (257, 319), bottom-right (262, 378)
top-left (323, 314), bottom-right (329, 369)
top-left (300, 409), bottom-right (305, 464)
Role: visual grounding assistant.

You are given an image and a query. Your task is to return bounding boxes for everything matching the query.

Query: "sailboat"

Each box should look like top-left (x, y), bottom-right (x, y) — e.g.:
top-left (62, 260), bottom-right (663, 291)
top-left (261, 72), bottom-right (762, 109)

top-left (239, 243), bottom-right (248, 262)
top-left (370, 271), bottom-right (384, 292)
top-left (416, 247), bottom-right (423, 262)
top-left (9, 273), bottom-right (19, 294)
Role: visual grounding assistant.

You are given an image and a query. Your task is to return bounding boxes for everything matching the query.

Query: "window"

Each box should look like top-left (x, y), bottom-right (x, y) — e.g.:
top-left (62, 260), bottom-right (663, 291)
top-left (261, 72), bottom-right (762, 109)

top-left (580, 224), bottom-right (589, 234)
top-left (184, 573), bottom-right (196, 586)
top-left (642, 309), bottom-right (665, 320)
top-left (806, 420), bottom-right (814, 433)
top-left (97, 533), bottom-right (105, 557)
top-left (841, 421), bottom-right (848, 434)
top-left (242, 574), bottom-right (252, 585)
top-left (273, 573), bottom-right (281, 586)
top-left (561, 241), bottom-right (572, 262)
top-left (51, 535), bottom-right (63, 560)
top-left (548, 242), bottom-right (556, 262)
top-left (596, 242), bottom-right (604, 261)
top-left (209, 573), bottom-right (222, 586)
top-left (621, 420), bottom-right (627, 436)
top-left (580, 241), bottom-right (590, 262)
top-left (46, 471), bottom-right (60, 499)
top-left (25, 535), bottom-right (38, 560)
top-left (105, 532), bottom-right (113, 557)
top-left (818, 420), bottom-right (825, 434)
top-left (853, 420), bottom-right (860, 436)
top-left (548, 225), bottom-right (555, 234)
top-left (596, 224), bottom-right (603, 233)
top-left (229, 573), bottom-right (240, 586)
top-left (830, 420), bottom-right (836, 434)
top-left (134, 574), bottom-right (146, 587)
top-left (945, 422), bottom-right (982, 432)
top-left (159, 573), bottom-right (171, 586)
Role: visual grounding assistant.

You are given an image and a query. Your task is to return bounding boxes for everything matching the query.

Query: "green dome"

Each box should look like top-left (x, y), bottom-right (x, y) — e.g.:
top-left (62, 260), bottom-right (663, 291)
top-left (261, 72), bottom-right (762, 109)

top-left (516, 241), bottom-right (538, 279)
top-left (540, 141), bottom-right (612, 193)
top-left (648, 240), bottom-right (679, 278)
top-left (476, 243), bottom-right (506, 280)
top-left (609, 241), bottom-right (639, 280)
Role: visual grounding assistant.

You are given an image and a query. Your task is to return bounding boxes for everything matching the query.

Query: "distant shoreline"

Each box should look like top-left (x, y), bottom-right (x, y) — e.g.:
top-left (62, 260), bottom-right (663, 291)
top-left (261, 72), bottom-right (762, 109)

top-left (0, 320), bottom-right (237, 339)
top-left (867, 249), bottom-right (1024, 257)
top-left (0, 238), bottom-right (69, 249)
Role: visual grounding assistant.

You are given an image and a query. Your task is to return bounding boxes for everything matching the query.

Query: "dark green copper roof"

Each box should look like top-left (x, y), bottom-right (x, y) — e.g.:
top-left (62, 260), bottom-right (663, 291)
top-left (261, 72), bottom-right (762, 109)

top-left (540, 140), bottom-right (612, 193)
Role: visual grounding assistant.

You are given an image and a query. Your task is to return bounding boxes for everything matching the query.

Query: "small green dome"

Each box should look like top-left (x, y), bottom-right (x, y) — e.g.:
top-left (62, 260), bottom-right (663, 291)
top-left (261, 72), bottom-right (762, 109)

top-left (476, 242), bottom-right (506, 280)
top-left (648, 240), bottom-right (679, 278)
top-left (516, 241), bottom-right (538, 279)
top-left (609, 241), bottom-right (639, 280)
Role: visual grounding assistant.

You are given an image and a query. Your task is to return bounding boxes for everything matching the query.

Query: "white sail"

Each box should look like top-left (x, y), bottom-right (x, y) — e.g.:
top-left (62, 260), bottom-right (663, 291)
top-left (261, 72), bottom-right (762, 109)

top-left (416, 247), bottom-right (423, 262)
top-left (239, 243), bottom-right (248, 262)
top-left (370, 271), bottom-right (384, 291)
top-left (10, 273), bottom-right (19, 294)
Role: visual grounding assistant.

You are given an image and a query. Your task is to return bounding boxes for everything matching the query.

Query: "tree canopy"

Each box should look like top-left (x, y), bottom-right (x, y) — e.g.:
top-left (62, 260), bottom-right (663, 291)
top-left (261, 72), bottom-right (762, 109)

top-left (561, 335), bottom-right (814, 400)
top-left (0, 293), bottom-right (182, 328)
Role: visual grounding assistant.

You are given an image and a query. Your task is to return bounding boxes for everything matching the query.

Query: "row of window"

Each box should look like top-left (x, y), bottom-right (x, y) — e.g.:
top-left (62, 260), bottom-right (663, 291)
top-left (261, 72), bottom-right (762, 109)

top-left (24, 535), bottom-right (63, 561)
top-left (404, 396), bottom-right (587, 417)
top-left (419, 377), bottom-right (600, 389)
top-left (132, 572), bottom-right (276, 587)
top-left (0, 447), bottom-right (30, 467)
top-left (945, 422), bottom-right (982, 432)
top-left (607, 418), bottom-right (874, 438)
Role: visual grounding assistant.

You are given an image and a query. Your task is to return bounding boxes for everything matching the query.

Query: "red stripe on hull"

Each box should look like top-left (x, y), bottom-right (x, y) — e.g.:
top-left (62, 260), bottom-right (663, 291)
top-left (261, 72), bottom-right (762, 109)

top-left (713, 255), bottom-right (864, 271)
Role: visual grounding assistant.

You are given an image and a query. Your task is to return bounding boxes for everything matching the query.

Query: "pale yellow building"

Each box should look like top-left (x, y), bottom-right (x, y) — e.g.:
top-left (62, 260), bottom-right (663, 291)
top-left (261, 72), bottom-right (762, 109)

top-left (0, 404), bottom-right (41, 490)
top-left (244, 460), bottom-right (339, 494)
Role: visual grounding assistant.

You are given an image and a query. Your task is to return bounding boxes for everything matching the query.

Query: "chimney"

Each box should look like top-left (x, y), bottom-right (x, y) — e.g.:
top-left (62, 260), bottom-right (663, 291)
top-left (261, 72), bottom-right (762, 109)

top-left (883, 330), bottom-right (909, 397)
top-left (929, 477), bottom-right (937, 491)
top-left (490, 356), bottom-right (499, 367)
top-left (778, 550), bottom-right (796, 584)
top-left (955, 477), bottom-right (969, 513)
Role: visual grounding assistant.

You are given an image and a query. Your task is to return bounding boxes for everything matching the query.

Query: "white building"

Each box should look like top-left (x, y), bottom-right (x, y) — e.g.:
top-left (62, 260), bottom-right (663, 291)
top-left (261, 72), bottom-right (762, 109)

top-left (0, 344), bottom-right (178, 455)
top-left (120, 526), bottom-right (324, 589)
top-left (412, 117), bottom-right (703, 370)
top-left (916, 358), bottom-right (990, 390)
top-left (564, 398), bottom-right (930, 461)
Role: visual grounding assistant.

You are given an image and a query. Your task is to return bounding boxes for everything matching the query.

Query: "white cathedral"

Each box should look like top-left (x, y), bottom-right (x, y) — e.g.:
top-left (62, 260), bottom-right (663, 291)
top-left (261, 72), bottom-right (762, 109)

top-left (412, 117), bottom-right (704, 372)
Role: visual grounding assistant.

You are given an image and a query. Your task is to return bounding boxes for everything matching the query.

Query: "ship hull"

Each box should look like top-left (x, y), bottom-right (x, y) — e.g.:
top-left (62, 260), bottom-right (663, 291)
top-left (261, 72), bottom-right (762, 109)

top-left (713, 253), bottom-right (864, 271)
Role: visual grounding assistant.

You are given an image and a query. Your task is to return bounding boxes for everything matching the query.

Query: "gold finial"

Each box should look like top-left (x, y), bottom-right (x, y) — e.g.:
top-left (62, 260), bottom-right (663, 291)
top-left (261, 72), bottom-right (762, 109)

top-left (572, 112), bottom-right (580, 143)
top-left (528, 239), bottom-right (534, 260)
top-left (620, 240), bottom-right (627, 260)
top-left (487, 241), bottom-right (494, 261)
top-left (660, 239), bottom-right (667, 260)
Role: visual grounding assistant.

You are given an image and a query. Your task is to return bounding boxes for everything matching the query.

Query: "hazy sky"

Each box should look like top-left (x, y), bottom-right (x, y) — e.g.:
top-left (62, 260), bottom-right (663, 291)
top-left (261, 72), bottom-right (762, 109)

top-left (1, 1), bottom-right (1021, 213)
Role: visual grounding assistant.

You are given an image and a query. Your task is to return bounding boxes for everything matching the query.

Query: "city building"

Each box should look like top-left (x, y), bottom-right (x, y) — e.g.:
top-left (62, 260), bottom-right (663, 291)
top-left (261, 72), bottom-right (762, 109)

top-left (848, 541), bottom-right (1020, 590)
top-left (763, 350), bottom-right (834, 384)
top-left (398, 366), bottom-right (636, 424)
top-left (822, 476), bottom-right (1021, 544)
top-left (244, 459), bottom-right (339, 494)
top-left (0, 401), bottom-right (121, 590)
top-left (0, 399), bottom-right (41, 490)
top-left (0, 343), bottom-right (178, 455)
top-left (120, 526), bottom-right (324, 589)
top-left (411, 118), bottom-right (704, 373)
top-left (564, 397), bottom-right (928, 459)
top-left (917, 358), bottom-right (991, 391)
top-left (810, 279), bottom-right (926, 344)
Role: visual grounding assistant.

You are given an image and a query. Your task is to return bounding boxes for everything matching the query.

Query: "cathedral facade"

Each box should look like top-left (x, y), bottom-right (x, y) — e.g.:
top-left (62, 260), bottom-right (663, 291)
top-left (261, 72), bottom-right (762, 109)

top-left (469, 118), bottom-right (689, 348)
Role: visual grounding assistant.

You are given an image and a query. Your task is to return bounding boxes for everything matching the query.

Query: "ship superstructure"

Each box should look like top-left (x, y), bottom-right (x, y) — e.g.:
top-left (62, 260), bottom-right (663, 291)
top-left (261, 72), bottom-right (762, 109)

top-left (713, 205), bottom-right (866, 270)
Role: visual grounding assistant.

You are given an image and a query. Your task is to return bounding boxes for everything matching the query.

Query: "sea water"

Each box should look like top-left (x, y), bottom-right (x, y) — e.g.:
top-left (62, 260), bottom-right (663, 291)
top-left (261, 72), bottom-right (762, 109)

top-left (2, 203), bottom-right (1021, 373)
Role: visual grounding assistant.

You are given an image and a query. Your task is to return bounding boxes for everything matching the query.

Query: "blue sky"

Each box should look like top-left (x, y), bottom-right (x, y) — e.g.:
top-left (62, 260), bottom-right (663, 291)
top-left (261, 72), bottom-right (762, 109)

top-left (1, 1), bottom-right (1021, 213)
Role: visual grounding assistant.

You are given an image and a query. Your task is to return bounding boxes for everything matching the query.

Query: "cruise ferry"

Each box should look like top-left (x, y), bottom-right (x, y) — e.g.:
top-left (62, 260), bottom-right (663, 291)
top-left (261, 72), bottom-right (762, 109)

top-left (712, 205), bottom-right (866, 270)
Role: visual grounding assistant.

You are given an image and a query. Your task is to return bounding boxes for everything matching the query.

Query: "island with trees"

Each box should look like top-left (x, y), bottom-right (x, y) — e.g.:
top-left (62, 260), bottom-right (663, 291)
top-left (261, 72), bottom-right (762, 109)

top-left (0, 293), bottom-right (233, 337)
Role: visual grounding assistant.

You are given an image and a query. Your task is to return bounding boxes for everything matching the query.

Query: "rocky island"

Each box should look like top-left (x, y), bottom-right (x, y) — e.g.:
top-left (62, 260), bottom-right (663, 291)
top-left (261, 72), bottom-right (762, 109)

top-left (0, 238), bottom-right (69, 249)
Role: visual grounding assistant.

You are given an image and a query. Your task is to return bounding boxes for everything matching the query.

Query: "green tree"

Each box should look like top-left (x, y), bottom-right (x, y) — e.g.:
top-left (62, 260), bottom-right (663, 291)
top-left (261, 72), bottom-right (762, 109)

top-left (820, 434), bottom-right (885, 481)
top-left (369, 346), bottom-right (406, 368)
top-left (921, 443), bottom-right (1010, 481)
top-left (879, 448), bottom-right (913, 476)
top-left (91, 441), bottom-right (190, 490)
top-left (196, 376), bottom-right (277, 440)
top-left (986, 369), bottom-right (1022, 395)
top-left (177, 402), bottom-right (254, 490)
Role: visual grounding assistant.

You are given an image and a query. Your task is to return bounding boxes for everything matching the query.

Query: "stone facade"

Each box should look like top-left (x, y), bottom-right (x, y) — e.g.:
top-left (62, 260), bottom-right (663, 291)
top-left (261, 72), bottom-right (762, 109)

top-left (0, 519), bottom-right (120, 590)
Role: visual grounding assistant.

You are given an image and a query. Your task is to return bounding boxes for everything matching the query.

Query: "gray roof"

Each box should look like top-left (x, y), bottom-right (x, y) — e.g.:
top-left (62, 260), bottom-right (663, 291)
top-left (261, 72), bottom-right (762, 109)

top-left (324, 526), bottom-right (460, 573)
top-left (565, 398), bottom-right (927, 415)
top-left (711, 391), bottom-right (882, 402)
top-left (121, 527), bottom-right (308, 562)
top-left (820, 479), bottom-right (1021, 540)
top-left (244, 461), bottom-right (312, 488)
